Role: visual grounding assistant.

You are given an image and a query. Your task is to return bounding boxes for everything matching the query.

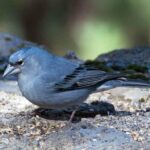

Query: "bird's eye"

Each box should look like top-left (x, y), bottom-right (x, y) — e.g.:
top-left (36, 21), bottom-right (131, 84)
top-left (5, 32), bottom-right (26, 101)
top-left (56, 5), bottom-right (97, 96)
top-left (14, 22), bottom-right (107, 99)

top-left (17, 60), bottom-right (23, 65)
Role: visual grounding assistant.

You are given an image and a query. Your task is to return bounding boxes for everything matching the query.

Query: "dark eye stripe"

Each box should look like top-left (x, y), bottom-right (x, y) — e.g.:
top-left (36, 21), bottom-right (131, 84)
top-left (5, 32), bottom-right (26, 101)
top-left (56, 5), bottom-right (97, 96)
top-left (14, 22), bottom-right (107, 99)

top-left (9, 60), bottom-right (23, 66)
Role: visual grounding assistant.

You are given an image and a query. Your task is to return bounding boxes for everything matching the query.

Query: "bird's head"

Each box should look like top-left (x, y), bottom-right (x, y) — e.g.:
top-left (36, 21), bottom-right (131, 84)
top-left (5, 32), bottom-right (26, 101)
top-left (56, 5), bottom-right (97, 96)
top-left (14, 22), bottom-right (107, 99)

top-left (3, 47), bottom-right (50, 78)
top-left (3, 48), bottom-right (26, 77)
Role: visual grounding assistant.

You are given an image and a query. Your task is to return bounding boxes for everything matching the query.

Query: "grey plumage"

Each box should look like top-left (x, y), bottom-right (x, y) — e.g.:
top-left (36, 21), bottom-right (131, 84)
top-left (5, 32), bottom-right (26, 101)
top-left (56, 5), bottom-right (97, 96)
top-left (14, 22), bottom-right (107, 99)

top-left (3, 47), bottom-right (150, 121)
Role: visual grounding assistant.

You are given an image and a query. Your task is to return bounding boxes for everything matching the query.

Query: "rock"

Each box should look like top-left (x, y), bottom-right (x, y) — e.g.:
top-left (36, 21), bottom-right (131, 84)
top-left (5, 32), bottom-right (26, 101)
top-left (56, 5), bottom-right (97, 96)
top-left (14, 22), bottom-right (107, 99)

top-left (96, 47), bottom-right (150, 71)
top-left (0, 33), bottom-right (38, 57)
top-left (95, 47), bottom-right (150, 82)
top-left (43, 126), bottom-right (139, 150)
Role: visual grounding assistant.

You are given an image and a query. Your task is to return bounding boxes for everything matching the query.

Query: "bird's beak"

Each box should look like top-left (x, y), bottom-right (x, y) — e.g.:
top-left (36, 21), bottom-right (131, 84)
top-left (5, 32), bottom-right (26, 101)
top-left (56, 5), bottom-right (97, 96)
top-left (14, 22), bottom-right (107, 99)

top-left (3, 64), bottom-right (20, 78)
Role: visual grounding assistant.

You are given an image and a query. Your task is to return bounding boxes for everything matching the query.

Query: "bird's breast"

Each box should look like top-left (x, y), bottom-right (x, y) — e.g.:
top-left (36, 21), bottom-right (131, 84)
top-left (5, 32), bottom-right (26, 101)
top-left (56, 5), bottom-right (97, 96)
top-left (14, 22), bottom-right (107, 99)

top-left (18, 74), bottom-right (91, 109)
top-left (18, 75), bottom-right (41, 102)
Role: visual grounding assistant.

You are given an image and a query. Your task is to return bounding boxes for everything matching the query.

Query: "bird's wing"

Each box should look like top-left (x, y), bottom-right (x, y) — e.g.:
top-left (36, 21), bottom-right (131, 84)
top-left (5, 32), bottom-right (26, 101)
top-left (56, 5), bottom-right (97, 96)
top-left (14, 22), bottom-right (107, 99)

top-left (54, 64), bottom-right (123, 91)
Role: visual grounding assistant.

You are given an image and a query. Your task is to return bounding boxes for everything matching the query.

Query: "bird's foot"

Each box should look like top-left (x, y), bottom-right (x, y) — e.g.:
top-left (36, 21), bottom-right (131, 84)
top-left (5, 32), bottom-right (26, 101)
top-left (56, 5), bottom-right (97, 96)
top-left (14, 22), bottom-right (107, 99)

top-left (68, 106), bottom-right (79, 123)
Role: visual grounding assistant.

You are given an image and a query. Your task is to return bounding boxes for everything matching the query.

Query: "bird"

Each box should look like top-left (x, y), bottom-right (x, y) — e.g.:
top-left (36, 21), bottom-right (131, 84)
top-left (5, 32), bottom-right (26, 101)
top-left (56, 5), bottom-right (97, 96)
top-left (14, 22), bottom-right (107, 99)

top-left (3, 47), bottom-right (150, 122)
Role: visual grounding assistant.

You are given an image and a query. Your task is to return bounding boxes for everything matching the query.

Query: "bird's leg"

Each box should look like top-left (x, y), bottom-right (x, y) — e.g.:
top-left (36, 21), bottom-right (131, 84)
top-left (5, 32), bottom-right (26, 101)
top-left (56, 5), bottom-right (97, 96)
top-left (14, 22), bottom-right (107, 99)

top-left (69, 106), bottom-right (79, 123)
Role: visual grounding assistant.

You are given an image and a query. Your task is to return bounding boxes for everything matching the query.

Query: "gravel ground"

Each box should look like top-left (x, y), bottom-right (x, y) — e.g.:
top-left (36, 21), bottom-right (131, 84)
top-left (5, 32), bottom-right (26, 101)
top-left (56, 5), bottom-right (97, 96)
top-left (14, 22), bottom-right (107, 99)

top-left (0, 81), bottom-right (150, 150)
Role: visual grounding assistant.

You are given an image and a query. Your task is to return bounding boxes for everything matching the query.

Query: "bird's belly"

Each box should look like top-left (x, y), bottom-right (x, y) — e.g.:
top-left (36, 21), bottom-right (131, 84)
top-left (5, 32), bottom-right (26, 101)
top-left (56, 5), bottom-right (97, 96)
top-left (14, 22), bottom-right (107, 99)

top-left (23, 88), bottom-right (90, 109)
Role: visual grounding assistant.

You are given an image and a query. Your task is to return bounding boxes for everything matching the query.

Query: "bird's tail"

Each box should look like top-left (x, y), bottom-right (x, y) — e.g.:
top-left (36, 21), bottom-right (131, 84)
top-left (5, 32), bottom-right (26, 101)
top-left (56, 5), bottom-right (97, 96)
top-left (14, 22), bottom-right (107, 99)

top-left (97, 79), bottom-right (150, 92)
top-left (119, 79), bottom-right (150, 87)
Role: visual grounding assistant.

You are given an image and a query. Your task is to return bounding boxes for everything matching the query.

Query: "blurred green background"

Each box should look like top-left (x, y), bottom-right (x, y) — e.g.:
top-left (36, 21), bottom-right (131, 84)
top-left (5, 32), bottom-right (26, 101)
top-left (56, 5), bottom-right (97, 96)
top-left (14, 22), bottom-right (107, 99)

top-left (0, 0), bottom-right (150, 59)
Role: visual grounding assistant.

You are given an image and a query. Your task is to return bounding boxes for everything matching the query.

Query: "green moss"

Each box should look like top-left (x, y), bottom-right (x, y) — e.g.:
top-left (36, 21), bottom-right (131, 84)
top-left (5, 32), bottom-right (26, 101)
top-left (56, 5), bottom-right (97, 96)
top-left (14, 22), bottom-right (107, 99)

top-left (85, 60), bottom-right (113, 72)
top-left (127, 65), bottom-right (148, 73)
top-left (127, 73), bottom-right (149, 81)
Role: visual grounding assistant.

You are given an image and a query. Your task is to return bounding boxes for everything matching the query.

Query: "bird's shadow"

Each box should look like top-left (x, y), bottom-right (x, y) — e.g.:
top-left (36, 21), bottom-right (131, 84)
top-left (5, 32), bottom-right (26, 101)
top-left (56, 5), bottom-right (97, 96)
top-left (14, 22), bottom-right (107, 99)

top-left (31, 101), bottom-right (132, 122)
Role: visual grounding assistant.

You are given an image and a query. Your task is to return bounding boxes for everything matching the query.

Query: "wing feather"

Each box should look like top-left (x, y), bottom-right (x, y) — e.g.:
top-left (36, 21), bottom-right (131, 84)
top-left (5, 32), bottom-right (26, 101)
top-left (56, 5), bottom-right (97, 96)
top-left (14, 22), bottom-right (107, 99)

top-left (55, 64), bottom-right (122, 91)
